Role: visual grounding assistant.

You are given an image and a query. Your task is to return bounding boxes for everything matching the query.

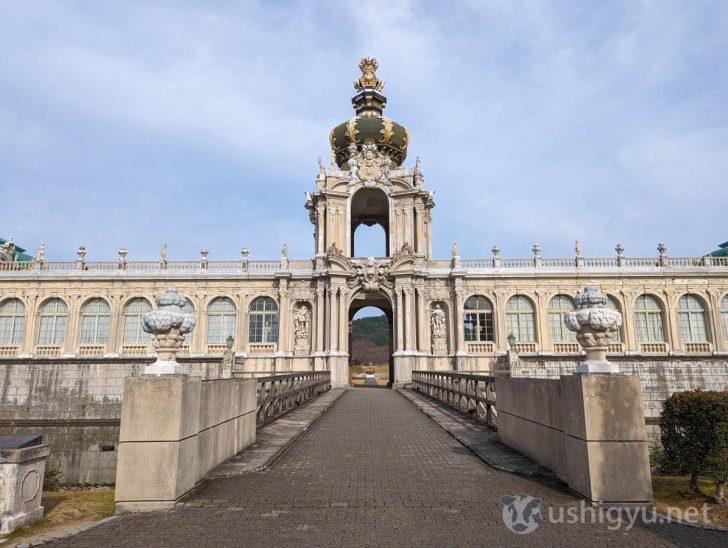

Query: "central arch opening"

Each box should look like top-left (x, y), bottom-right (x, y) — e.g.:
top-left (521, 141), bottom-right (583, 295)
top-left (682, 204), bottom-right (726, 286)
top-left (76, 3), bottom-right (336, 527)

top-left (349, 293), bottom-right (393, 388)
top-left (351, 188), bottom-right (389, 257)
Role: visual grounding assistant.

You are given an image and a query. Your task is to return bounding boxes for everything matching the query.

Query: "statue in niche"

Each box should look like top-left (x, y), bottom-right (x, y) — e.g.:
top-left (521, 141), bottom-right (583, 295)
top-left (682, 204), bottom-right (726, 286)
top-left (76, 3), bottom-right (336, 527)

top-left (294, 305), bottom-right (310, 351)
top-left (430, 303), bottom-right (448, 353)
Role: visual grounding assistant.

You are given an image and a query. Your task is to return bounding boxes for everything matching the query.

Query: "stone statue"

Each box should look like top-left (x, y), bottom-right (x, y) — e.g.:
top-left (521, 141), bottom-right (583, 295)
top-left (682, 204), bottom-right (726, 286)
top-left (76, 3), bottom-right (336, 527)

top-left (35, 244), bottom-right (45, 262)
top-left (0, 238), bottom-right (16, 262)
top-left (326, 242), bottom-right (343, 258)
top-left (347, 143), bottom-right (359, 181)
top-left (282, 243), bottom-right (288, 258)
top-left (294, 305), bottom-right (310, 352)
top-left (160, 244), bottom-right (168, 262)
top-left (430, 303), bottom-right (447, 353)
top-left (574, 240), bottom-right (582, 257)
top-left (317, 156), bottom-right (324, 175)
top-left (451, 242), bottom-right (459, 257)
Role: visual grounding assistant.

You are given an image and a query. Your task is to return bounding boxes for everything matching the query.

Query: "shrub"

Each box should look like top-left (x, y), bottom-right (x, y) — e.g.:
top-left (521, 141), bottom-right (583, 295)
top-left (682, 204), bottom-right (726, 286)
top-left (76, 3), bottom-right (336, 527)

top-left (661, 390), bottom-right (728, 503)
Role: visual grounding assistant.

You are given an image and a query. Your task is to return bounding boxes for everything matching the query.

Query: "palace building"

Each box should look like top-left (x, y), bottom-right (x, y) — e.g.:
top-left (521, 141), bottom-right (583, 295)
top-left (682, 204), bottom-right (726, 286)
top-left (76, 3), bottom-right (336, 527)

top-left (2, 58), bottom-right (727, 483)
top-left (1, 59), bottom-right (728, 387)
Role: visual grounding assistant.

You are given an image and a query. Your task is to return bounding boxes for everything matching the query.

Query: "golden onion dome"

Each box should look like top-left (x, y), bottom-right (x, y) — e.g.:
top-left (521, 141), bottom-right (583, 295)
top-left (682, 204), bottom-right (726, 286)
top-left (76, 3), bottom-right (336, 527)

top-left (330, 58), bottom-right (409, 167)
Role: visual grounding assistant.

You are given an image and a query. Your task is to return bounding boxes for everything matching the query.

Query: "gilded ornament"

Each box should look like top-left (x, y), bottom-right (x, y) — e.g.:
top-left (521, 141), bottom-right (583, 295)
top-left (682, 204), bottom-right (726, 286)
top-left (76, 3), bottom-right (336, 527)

top-left (354, 57), bottom-right (384, 91)
top-left (380, 117), bottom-right (394, 143)
top-left (346, 116), bottom-right (359, 142)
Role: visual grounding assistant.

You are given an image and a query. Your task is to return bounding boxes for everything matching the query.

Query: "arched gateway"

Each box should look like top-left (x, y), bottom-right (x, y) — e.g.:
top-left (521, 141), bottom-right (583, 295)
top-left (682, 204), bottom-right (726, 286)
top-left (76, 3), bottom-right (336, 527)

top-left (306, 57), bottom-right (436, 388)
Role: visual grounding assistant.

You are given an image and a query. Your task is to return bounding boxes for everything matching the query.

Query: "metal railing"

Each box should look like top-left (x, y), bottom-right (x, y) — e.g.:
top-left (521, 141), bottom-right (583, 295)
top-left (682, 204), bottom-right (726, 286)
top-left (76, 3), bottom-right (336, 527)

top-left (411, 371), bottom-right (498, 430)
top-left (255, 371), bottom-right (330, 426)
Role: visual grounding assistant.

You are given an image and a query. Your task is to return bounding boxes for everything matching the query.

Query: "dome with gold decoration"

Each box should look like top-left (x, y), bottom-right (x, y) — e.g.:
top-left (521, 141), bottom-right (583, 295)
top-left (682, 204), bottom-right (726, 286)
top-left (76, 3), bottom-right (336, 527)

top-left (330, 58), bottom-right (410, 168)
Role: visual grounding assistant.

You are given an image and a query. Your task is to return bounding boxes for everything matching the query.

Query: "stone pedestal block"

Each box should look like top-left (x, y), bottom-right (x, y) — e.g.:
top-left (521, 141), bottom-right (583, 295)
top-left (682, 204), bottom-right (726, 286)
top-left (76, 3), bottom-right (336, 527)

top-left (0, 444), bottom-right (50, 534)
top-left (561, 374), bottom-right (652, 505)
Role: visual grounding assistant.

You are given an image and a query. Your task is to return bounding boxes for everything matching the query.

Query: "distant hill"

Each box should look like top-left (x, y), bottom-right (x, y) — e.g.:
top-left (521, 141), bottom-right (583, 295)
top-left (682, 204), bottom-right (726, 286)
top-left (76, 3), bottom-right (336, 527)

top-left (351, 314), bottom-right (389, 365)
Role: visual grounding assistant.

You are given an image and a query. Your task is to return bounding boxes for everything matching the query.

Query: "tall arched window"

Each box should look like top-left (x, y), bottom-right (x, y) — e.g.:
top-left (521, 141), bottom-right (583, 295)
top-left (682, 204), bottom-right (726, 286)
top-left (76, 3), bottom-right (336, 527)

top-left (506, 295), bottom-right (536, 342)
top-left (37, 298), bottom-right (68, 346)
top-left (122, 298), bottom-right (152, 345)
top-left (722, 295), bottom-right (728, 341)
top-left (677, 294), bottom-right (708, 342)
top-left (604, 296), bottom-right (623, 342)
top-left (634, 295), bottom-right (665, 342)
top-left (80, 298), bottom-right (110, 346)
top-left (207, 298), bottom-right (236, 344)
top-left (0, 298), bottom-right (26, 346)
top-left (181, 297), bottom-right (195, 346)
top-left (548, 295), bottom-right (576, 343)
top-left (249, 297), bottom-right (279, 344)
top-left (464, 296), bottom-right (493, 342)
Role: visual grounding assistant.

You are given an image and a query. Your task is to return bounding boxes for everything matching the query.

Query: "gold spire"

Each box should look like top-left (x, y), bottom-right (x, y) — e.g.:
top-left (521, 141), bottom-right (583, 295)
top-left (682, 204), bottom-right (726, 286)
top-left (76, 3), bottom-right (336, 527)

top-left (354, 57), bottom-right (384, 92)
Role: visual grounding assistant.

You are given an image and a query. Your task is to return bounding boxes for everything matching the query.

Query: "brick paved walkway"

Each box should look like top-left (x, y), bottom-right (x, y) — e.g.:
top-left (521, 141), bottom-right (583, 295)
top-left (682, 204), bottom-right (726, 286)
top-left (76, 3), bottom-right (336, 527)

top-left (53, 389), bottom-right (725, 547)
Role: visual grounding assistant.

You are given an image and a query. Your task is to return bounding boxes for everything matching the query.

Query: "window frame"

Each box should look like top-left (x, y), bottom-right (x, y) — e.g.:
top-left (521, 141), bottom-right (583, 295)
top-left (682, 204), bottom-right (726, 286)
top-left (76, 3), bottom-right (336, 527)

top-left (122, 298), bottom-right (152, 346)
top-left (79, 298), bottom-right (111, 347)
top-left (463, 295), bottom-right (494, 342)
top-left (248, 297), bottom-right (279, 344)
top-left (0, 298), bottom-right (26, 346)
top-left (37, 298), bottom-right (69, 346)
top-left (633, 295), bottom-right (665, 343)
top-left (505, 295), bottom-right (536, 343)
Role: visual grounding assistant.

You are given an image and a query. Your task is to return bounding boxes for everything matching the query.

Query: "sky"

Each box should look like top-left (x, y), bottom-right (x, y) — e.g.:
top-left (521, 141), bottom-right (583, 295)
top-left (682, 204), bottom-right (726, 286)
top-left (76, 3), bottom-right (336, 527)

top-left (1, 0), bottom-right (726, 262)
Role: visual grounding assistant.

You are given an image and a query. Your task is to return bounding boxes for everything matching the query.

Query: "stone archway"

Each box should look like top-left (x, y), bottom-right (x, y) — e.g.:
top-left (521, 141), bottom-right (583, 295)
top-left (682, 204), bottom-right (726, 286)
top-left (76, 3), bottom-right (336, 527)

top-left (350, 187), bottom-right (390, 257)
top-left (348, 290), bottom-right (394, 387)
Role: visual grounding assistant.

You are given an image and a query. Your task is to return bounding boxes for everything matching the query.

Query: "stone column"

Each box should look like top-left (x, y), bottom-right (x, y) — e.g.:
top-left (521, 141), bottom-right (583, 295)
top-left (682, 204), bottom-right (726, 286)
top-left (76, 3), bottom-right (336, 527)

top-left (338, 287), bottom-right (348, 351)
top-left (416, 286), bottom-right (426, 351)
top-left (534, 291), bottom-right (547, 351)
top-left (316, 204), bottom-right (326, 256)
top-left (708, 290), bottom-right (726, 351)
top-left (619, 291), bottom-right (635, 352)
top-left (328, 287), bottom-right (337, 351)
top-left (315, 286), bottom-right (325, 352)
top-left (663, 292), bottom-right (679, 351)
top-left (277, 280), bottom-right (290, 353)
top-left (65, 294), bottom-right (81, 355)
top-left (238, 294), bottom-right (249, 355)
top-left (494, 292), bottom-right (508, 351)
top-left (21, 295), bottom-right (38, 355)
top-left (564, 285), bottom-right (622, 374)
top-left (453, 287), bottom-right (465, 355)
top-left (394, 288), bottom-right (403, 351)
top-left (107, 295), bottom-right (121, 355)
top-left (404, 288), bottom-right (412, 351)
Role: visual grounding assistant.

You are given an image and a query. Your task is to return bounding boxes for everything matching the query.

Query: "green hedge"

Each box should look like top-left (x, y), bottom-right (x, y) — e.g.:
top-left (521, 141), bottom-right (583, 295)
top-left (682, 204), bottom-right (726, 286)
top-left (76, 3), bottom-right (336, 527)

top-left (661, 390), bottom-right (728, 501)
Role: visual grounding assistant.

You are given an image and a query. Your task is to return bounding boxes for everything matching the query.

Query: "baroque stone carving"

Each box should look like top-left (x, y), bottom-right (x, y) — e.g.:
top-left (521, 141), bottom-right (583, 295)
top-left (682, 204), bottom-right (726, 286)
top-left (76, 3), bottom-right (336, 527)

top-left (431, 303), bottom-right (448, 354)
top-left (347, 258), bottom-right (392, 291)
top-left (141, 287), bottom-right (197, 375)
top-left (564, 285), bottom-right (622, 374)
top-left (0, 238), bottom-right (15, 262)
top-left (293, 304), bottom-right (311, 352)
top-left (349, 144), bottom-right (392, 187)
top-left (391, 242), bottom-right (414, 263)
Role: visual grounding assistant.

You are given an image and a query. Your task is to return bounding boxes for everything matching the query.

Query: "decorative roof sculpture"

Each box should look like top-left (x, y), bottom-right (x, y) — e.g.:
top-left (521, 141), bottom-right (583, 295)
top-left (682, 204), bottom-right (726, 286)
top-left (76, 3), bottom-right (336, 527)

top-left (330, 58), bottom-right (409, 168)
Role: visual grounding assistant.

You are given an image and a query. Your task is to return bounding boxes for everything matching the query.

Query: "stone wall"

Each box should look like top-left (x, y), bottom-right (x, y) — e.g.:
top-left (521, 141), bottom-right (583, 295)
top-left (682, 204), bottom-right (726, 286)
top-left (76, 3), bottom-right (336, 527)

top-left (507, 355), bottom-right (728, 442)
top-left (0, 357), bottom-right (224, 484)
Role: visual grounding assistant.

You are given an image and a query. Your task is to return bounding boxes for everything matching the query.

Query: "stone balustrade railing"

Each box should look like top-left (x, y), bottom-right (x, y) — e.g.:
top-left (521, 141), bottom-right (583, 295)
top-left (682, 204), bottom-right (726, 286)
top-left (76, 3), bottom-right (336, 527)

top-left (0, 255), bottom-right (726, 273)
top-left (255, 371), bottom-right (331, 426)
top-left (411, 371), bottom-right (498, 429)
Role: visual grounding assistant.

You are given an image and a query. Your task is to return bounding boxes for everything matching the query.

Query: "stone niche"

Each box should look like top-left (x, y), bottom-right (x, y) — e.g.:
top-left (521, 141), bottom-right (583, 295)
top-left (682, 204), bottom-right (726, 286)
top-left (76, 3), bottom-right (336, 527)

top-left (0, 435), bottom-right (50, 535)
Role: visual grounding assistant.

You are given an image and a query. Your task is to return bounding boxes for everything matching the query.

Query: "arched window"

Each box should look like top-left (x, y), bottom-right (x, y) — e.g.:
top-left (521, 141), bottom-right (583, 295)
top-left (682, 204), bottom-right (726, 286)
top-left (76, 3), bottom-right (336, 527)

top-left (604, 296), bottom-right (623, 342)
top-left (249, 297), bottom-right (279, 344)
top-left (0, 298), bottom-right (26, 346)
top-left (80, 298), bottom-right (110, 346)
top-left (207, 298), bottom-right (236, 344)
top-left (677, 294), bottom-right (708, 342)
top-left (181, 297), bottom-right (195, 345)
top-left (548, 295), bottom-right (576, 343)
top-left (722, 295), bottom-right (728, 341)
top-left (634, 295), bottom-right (665, 342)
top-left (122, 298), bottom-right (152, 345)
top-left (464, 296), bottom-right (493, 342)
top-left (506, 295), bottom-right (536, 342)
top-left (37, 298), bottom-right (68, 346)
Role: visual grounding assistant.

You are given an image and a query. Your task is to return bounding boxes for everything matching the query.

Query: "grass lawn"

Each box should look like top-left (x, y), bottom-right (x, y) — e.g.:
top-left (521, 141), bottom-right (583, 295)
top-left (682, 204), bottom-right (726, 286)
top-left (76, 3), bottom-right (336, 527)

top-left (1, 489), bottom-right (115, 546)
top-left (652, 476), bottom-right (727, 527)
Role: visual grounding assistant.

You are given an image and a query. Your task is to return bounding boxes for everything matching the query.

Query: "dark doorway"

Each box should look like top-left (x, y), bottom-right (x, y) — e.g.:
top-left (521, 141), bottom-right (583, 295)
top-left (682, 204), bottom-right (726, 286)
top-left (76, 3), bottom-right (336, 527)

top-left (349, 294), bottom-right (393, 388)
top-left (350, 188), bottom-right (389, 257)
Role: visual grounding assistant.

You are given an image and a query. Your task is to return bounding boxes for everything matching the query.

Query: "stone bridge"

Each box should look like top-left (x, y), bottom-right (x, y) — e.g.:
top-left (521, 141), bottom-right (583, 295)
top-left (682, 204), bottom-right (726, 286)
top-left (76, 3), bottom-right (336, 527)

top-left (43, 372), bottom-right (725, 546)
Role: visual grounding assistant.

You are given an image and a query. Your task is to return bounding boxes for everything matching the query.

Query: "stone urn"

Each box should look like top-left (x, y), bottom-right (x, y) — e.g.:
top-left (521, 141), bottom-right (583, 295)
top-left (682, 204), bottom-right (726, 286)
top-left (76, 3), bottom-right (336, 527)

top-left (564, 285), bottom-right (622, 374)
top-left (141, 288), bottom-right (196, 375)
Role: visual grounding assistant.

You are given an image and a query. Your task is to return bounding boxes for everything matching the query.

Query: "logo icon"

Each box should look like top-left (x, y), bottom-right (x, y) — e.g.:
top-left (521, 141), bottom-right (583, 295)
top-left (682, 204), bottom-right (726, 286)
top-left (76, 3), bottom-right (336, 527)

top-left (500, 493), bottom-right (542, 534)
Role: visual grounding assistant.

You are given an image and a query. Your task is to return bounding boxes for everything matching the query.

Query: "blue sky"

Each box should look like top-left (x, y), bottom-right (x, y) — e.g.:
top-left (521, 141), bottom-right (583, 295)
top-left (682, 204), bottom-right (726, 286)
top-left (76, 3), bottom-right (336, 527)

top-left (1, 0), bottom-right (726, 261)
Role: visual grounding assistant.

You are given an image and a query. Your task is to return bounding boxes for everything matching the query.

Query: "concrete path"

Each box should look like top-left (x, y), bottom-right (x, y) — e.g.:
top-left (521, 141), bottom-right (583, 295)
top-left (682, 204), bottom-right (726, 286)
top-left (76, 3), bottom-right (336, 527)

top-left (51, 389), bottom-right (725, 547)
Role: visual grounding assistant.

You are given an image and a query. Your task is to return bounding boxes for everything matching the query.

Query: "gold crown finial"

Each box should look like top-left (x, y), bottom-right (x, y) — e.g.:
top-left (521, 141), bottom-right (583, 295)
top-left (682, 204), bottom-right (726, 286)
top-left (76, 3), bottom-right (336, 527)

top-left (354, 57), bottom-right (384, 92)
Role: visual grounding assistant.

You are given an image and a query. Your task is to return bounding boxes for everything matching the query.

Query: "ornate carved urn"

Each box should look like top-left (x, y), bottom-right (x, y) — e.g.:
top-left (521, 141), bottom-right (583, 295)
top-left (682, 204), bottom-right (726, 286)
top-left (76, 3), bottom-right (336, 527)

top-left (564, 285), bottom-right (622, 374)
top-left (141, 287), bottom-right (196, 375)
